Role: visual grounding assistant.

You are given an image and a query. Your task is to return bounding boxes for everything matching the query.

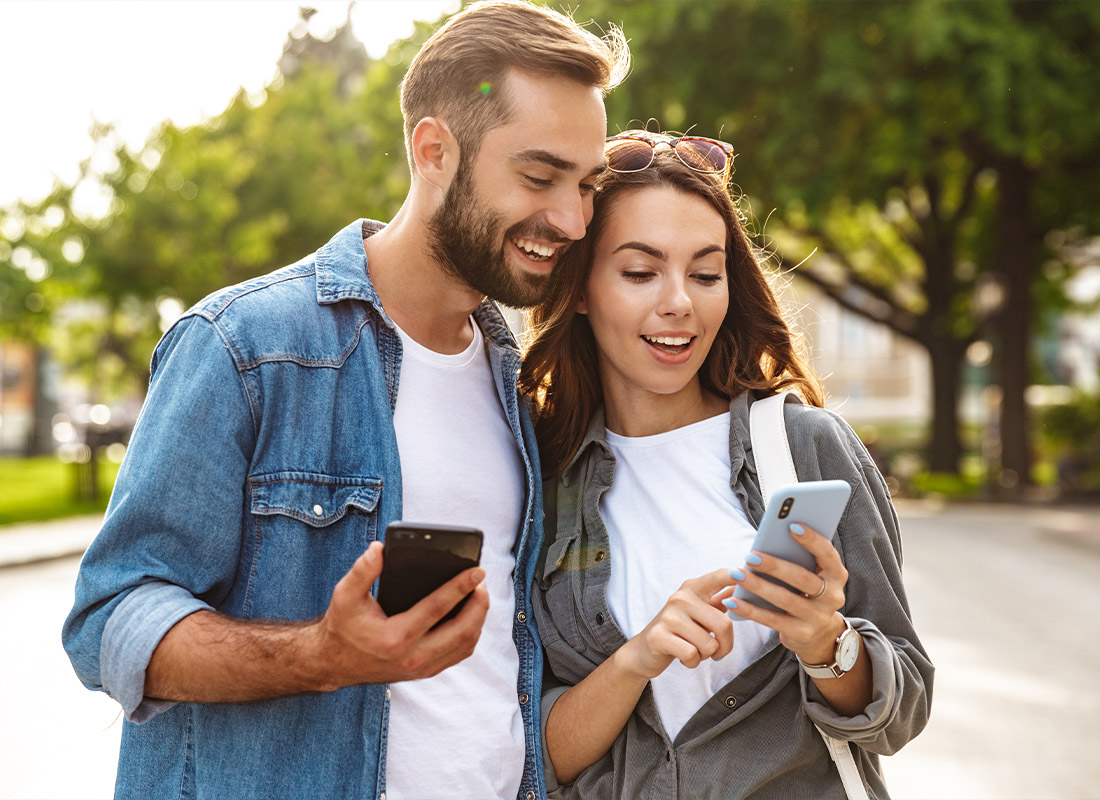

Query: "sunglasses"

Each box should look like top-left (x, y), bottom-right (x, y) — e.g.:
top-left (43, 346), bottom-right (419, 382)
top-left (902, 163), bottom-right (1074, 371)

top-left (605, 130), bottom-right (735, 180)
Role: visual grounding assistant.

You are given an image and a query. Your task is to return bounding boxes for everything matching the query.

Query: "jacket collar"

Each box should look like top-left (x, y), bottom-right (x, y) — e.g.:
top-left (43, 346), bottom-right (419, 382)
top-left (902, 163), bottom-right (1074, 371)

top-left (313, 218), bottom-right (519, 353)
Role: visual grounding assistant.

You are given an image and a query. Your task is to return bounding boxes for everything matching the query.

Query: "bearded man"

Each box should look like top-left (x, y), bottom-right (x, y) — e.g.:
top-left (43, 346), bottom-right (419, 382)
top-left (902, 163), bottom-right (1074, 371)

top-left (62, 3), bottom-right (629, 798)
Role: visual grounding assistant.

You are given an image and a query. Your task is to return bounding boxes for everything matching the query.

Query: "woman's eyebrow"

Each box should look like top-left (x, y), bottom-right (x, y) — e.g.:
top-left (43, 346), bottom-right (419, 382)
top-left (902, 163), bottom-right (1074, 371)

top-left (693, 244), bottom-right (726, 259)
top-left (612, 241), bottom-right (666, 259)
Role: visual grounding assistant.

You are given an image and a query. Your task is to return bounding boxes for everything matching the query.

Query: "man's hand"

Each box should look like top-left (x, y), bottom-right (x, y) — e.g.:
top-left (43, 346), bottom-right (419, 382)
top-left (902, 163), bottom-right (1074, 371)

top-left (316, 540), bottom-right (490, 689)
top-left (145, 540), bottom-right (489, 704)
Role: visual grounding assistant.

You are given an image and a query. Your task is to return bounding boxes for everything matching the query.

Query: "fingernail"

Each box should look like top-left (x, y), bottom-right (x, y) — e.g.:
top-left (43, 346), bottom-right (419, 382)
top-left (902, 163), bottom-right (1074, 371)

top-left (790, 523), bottom-right (805, 535)
top-left (364, 543), bottom-right (379, 563)
top-left (722, 598), bottom-right (738, 610)
top-left (745, 553), bottom-right (762, 566)
top-left (728, 568), bottom-right (746, 581)
top-left (470, 568), bottom-right (486, 585)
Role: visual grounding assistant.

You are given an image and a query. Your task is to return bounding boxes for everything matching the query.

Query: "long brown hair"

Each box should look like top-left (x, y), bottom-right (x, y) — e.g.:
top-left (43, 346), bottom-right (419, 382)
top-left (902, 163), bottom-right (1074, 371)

top-left (519, 149), bottom-right (824, 477)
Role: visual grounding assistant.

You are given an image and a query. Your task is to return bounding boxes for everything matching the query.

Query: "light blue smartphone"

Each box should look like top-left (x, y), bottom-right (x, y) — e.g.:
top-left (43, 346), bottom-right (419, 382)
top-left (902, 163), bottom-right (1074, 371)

top-left (729, 479), bottom-right (852, 617)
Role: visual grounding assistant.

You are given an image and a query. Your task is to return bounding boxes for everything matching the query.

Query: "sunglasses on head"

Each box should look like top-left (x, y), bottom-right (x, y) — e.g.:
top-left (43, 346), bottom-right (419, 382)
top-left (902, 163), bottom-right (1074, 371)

top-left (604, 130), bottom-right (735, 180)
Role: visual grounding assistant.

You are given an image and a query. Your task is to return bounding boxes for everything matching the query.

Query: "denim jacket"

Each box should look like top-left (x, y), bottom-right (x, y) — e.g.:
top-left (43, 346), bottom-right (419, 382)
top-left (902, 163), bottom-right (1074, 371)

top-left (534, 392), bottom-right (933, 799)
top-left (62, 219), bottom-right (547, 800)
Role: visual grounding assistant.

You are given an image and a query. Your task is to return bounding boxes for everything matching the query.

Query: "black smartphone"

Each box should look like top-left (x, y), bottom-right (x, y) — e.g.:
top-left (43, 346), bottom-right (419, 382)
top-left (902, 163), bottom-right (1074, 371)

top-left (377, 521), bottom-right (484, 621)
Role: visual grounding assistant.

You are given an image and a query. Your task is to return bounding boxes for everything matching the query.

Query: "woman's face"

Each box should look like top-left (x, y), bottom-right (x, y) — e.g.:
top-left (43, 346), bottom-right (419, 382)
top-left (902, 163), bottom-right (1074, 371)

top-left (578, 185), bottom-right (729, 407)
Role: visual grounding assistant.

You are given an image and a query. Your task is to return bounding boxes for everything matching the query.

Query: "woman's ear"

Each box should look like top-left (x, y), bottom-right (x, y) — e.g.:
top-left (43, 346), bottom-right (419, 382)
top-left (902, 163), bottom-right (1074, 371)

top-left (575, 293), bottom-right (588, 315)
top-left (410, 117), bottom-right (459, 189)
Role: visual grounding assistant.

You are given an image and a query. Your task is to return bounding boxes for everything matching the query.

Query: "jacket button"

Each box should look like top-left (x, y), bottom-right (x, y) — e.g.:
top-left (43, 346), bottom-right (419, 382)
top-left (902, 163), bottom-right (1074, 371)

top-left (312, 504), bottom-right (324, 516)
top-left (596, 613), bottom-right (605, 625)
top-left (519, 693), bottom-right (529, 705)
top-left (594, 551), bottom-right (606, 562)
top-left (385, 689), bottom-right (391, 701)
top-left (517, 611), bottom-right (527, 623)
top-left (526, 792), bottom-right (537, 800)
top-left (724, 695), bottom-right (737, 708)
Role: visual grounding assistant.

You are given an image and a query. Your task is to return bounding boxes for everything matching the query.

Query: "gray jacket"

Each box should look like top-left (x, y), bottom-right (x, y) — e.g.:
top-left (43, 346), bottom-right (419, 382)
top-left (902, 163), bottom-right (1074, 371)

top-left (533, 391), bottom-right (933, 799)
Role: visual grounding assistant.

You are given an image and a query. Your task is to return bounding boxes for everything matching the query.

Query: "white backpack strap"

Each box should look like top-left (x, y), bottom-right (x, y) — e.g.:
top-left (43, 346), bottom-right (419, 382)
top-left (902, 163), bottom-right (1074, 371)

top-left (749, 392), bottom-right (869, 800)
top-left (816, 725), bottom-right (870, 800)
top-left (748, 391), bottom-right (798, 506)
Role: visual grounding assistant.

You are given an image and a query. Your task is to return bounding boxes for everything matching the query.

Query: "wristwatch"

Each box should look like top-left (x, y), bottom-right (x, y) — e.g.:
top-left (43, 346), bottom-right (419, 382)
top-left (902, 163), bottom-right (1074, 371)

top-left (797, 617), bottom-right (860, 679)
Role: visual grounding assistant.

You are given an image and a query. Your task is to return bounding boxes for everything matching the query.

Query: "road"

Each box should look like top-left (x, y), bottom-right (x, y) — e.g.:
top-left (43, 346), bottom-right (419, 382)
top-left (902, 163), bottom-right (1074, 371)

top-left (1, 501), bottom-right (1098, 799)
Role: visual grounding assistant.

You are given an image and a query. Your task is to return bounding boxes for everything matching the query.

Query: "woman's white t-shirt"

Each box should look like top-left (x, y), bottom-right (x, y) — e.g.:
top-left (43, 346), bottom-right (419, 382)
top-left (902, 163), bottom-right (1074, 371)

top-left (602, 412), bottom-right (771, 740)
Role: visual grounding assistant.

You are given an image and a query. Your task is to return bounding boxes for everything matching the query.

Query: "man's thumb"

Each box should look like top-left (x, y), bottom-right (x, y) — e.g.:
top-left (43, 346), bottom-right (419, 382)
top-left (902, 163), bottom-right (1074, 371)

top-left (349, 541), bottom-right (385, 590)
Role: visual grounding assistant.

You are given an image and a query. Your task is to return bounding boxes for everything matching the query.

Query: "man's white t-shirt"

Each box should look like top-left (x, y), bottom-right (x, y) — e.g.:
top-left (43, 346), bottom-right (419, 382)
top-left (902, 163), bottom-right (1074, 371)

top-left (385, 318), bottom-right (526, 800)
top-left (601, 413), bottom-right (771, 740)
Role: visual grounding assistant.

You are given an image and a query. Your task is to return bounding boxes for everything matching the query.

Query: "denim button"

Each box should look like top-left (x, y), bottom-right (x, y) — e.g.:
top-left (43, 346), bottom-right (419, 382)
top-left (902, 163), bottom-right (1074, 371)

top-left (312, 504), bottom-right (324, 516)
top-left (385, 689), bottom-right (391, 701)
top-left (526, 792), bottom-right (536, 800)
top-left (517, 611), bottom-right (527, 623)
top-left (519, 693), bottom-right (529, 705)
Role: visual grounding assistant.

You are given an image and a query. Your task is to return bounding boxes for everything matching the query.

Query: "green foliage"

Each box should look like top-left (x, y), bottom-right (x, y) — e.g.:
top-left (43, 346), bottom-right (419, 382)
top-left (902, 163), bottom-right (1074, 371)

top-left (1037, 392), bottom-right (1100, 493)
top-left (0, 456), bottom-right (120, 526)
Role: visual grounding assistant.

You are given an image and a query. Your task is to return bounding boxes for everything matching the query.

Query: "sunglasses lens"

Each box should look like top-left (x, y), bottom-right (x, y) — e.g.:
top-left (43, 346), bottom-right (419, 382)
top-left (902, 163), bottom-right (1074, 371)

top-left (605, 139), bottom-right (655, 173)
top-left (674, 139), bottom-right (729, 173)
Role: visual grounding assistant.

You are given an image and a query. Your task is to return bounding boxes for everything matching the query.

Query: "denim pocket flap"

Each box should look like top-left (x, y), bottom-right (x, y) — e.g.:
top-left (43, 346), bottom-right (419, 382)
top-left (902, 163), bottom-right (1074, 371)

top-left (250, 472), bottom-right (382, 527)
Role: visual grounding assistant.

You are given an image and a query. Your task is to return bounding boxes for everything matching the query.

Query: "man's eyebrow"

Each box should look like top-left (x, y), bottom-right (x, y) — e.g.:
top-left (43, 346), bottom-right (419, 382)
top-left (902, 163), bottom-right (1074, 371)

top-left (509, 149), bottom-right (607, 176)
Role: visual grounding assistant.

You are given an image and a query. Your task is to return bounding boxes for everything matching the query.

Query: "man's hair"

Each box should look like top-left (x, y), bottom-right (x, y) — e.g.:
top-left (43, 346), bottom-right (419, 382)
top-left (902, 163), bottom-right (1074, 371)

top-left (401, 0), bottom-right (630, 161)
top-left (520, 151), bottom-right (825, 477)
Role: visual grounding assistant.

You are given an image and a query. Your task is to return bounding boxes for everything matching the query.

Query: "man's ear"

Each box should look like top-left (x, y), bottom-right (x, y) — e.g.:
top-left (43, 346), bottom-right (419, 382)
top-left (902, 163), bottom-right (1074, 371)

top-left (410, 117), bottom-right (459, 189)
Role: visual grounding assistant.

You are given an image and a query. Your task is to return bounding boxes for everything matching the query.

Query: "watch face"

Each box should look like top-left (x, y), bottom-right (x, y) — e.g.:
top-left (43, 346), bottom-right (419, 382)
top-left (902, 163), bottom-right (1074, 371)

top-left (837, 628), bottom-right (860, 672)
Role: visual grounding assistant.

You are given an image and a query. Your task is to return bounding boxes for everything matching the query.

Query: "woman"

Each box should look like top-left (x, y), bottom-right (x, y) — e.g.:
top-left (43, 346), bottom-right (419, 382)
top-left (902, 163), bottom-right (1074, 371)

top-left (520, 130), bottom-right (932, 799)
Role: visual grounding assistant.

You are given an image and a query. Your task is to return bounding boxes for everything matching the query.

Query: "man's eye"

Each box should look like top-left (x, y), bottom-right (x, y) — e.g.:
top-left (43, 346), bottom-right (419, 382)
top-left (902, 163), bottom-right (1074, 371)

top-left (525, 175), bottom-right (553, 187)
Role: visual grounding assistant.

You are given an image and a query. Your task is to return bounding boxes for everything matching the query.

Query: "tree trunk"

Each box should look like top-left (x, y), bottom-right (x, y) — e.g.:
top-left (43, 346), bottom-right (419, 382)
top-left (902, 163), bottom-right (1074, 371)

top-left (993, 160), bottom-right (1035, 488)
top-left (926, 336), bottom-right (965, 473)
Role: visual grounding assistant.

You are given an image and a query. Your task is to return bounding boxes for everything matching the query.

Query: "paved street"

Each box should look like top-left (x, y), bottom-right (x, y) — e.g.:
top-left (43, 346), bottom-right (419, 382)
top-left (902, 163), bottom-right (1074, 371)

top-left (2, 501), bottom-right (1098, 799)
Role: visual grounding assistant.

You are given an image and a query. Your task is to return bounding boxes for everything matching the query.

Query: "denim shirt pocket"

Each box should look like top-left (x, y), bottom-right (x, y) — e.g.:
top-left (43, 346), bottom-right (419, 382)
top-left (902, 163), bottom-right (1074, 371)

top-left (245, 472), bottom-right (383, 617)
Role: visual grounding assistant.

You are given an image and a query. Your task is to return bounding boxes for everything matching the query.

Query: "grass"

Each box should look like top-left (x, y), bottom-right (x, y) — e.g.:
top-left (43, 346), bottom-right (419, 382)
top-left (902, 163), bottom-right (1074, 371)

top-left (0, 456), bottom-right (120, 527)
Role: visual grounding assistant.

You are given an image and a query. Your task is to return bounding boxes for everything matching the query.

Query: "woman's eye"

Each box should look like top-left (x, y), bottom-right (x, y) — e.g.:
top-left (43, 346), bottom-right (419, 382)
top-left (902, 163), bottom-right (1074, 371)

top-left (694, 273), bottom-right (724, 285)
top-left (622, 271), bottom-right (654, 282)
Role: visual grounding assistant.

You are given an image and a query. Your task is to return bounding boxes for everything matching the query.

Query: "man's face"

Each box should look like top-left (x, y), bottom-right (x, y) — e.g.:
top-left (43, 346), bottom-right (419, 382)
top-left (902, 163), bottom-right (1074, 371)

top-left (428, 70), bottom-right (608, 308)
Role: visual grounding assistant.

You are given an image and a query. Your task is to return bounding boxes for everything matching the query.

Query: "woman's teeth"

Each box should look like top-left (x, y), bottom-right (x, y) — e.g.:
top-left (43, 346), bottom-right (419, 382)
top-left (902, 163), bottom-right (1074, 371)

top-left (643, 335), bottom-right (692, 347)
top-left (514, 237), bottom-right (554, 261)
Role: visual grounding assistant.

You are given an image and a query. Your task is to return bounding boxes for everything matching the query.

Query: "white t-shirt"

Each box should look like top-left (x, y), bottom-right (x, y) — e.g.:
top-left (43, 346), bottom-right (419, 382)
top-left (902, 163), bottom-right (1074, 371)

top-left (385, 318), bottom-right (526, 800)
top-left (602, 413), bottom-right (771, 740)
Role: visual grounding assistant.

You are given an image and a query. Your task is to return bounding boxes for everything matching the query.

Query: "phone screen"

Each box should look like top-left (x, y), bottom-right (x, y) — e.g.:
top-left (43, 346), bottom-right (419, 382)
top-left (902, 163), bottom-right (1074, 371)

top-left (377, 522), bottom-right (484, 620)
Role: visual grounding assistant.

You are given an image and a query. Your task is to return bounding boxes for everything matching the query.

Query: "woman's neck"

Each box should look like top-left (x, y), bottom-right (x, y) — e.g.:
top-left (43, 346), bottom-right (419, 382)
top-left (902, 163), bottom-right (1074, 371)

top-left (603, 381), bottom-right (729, 438)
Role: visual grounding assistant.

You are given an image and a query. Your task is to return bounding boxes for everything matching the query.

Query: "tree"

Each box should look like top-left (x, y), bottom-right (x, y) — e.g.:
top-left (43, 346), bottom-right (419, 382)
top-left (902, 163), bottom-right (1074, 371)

top-left (575, 0), bottom-right (1100, 482)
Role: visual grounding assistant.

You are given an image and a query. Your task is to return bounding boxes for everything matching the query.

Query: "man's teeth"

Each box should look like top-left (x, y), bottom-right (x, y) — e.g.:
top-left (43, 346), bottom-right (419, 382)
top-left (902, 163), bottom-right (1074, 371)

top-left (643, 335), bottom-right (692, 346)
top-left (514, 238), bottom-right (555, 260)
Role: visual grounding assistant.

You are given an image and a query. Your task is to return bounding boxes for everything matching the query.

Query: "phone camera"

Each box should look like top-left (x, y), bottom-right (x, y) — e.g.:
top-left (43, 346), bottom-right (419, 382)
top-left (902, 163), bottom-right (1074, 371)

top-left (778, 497), bottom-right (794, 519)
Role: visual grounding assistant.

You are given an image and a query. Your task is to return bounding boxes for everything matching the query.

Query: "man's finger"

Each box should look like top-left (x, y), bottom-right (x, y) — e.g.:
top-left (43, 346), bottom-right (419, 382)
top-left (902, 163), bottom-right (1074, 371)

top-left (340, 541), bottom-right (385, 598)
top-left (397, 566), bottom-right (487, 634)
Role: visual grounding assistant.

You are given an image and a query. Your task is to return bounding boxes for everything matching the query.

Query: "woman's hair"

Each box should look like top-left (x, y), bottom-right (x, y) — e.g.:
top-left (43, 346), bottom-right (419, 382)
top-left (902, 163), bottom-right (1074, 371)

top-left (400, 0), bottom-right (630, 163)
top-left (519, 148), bottom-right (825, 477)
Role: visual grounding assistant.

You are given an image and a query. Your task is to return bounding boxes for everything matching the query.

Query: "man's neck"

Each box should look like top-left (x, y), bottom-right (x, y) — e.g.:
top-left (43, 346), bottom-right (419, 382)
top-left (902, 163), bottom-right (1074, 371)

top-left (364, 206), bottom-right (484, 355)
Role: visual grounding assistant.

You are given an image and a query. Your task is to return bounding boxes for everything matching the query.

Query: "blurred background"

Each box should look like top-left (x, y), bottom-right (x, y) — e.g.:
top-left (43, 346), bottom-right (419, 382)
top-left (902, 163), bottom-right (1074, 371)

top-left (1, 1), bottom-right (1097, 798)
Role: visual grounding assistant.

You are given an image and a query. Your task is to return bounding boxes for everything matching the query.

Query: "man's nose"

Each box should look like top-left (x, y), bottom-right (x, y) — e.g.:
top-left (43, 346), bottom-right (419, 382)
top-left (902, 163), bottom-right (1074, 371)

top-left (544, 187), bottom-right (588, 242)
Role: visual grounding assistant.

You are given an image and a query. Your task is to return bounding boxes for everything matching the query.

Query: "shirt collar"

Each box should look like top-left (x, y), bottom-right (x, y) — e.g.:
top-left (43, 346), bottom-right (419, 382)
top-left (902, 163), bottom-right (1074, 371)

top-left (313, 218), bottom-right (519, 353)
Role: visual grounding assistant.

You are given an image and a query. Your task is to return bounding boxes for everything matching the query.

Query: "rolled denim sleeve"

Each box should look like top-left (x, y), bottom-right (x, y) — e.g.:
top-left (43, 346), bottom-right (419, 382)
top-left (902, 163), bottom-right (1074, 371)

top-left (62, 314), bottom-right (256, 722)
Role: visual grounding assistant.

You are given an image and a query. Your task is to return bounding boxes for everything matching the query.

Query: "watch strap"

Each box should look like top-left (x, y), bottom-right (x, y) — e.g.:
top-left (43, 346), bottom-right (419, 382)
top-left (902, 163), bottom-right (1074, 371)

top-left (797, 618), bottom-right (855, 679)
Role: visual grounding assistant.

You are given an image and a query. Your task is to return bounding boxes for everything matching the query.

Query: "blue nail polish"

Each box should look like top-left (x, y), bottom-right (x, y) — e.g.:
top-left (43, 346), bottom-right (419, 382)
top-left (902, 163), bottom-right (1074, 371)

top-left (745, 553), bottom-right (763, 566)
top-left (722, 598), bottom-right (738, 609)
top-left (728, 568), bottom-right (746, 581)
top-left (790, 523), bottom-right (805, 535)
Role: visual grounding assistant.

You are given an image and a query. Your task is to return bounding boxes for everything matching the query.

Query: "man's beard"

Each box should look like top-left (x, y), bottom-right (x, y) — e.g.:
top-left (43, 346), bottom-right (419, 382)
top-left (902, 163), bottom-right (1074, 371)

top-left (427, 162), bottom-right (564, 309)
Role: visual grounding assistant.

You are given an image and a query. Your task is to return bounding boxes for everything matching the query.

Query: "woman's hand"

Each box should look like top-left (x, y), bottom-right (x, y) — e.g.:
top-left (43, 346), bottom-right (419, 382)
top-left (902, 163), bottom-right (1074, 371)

top-left (618, 568), bottom-right (737, 680)
top-left (722, 523), bottom-right (848, 666)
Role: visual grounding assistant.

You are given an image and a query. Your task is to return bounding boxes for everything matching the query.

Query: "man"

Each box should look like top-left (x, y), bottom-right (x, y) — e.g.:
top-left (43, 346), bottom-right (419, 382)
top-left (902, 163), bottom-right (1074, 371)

top-left (62, 3), bottom-right (629, 798)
